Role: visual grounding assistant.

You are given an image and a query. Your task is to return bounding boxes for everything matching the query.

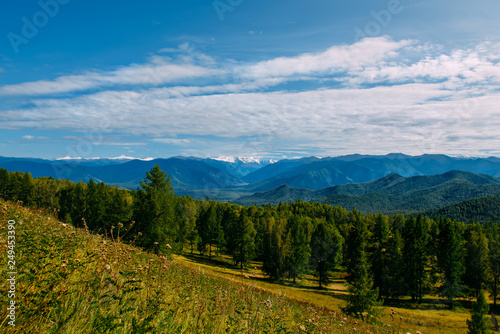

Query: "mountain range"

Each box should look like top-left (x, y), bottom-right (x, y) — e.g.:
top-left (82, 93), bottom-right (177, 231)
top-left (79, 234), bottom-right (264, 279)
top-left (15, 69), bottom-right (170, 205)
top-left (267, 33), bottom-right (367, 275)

top-left (235, 170), bottom-right (500, 215)
top-left (1, 153), bottom-right (500, 218)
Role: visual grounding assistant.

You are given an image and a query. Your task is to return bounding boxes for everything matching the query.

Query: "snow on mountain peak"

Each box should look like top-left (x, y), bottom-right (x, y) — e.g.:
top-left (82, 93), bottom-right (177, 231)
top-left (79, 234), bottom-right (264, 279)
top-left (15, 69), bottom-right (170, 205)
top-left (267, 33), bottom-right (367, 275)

top-left (213, 156), bottom-right (276, 164)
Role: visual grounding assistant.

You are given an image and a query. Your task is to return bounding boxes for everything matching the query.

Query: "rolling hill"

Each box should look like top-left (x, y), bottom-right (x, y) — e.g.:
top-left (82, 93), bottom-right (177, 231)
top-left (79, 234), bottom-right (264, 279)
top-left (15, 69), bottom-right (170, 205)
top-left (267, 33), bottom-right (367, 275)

top-left (235, 171), bottom-right (500, 215)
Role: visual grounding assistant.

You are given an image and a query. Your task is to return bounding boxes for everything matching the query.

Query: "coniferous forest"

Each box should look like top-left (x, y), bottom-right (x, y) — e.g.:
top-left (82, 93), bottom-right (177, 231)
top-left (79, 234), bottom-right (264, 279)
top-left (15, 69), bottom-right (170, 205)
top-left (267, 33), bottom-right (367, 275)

top-left (2, 165), bottom-right (500, 322)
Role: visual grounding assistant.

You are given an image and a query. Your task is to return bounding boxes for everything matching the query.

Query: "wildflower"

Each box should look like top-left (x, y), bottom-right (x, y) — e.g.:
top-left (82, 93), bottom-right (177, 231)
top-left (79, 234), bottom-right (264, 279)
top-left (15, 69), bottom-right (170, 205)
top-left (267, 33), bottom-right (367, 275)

top-left (154, 242), bottom-right (159, 245)
top-left (61, 263), bottom-right (66, 267)
top-left (138, 232), bottom-right (142, 236)
top-left (104, 264), bottom-right (111, 270)
top-left (166, 244), bottom-right (172, 250)
top-left (299, 324), bottom-right (306, 331)
top-left (118, 223), bottom-right (123, 228)
top-left (75, 259), bottom-right (81, 262)
top-left (111, 226), bottom-right (115, 229)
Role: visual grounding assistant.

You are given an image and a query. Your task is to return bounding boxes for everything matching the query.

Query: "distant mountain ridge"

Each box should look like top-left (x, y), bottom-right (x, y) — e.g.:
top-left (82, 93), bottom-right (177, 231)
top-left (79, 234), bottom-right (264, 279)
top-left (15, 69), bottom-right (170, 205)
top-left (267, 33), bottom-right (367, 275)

top-left (1, 154), bottom-right (500, 204)
top-left (235, 170), bottom-right (500, 215)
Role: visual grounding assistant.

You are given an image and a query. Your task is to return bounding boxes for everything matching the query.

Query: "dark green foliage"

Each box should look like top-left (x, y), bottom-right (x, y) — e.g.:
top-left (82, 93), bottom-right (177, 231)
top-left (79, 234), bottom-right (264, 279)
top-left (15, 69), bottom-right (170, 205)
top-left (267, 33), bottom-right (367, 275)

top-left (370, 213), bottom-right (392, 299)
top-left (467, 290), bottom-right (492, 334)
top-left (132, 165), bottom-right (175, 249)
top-left (343, 247), bottom-right (380, 319)
top-left (237, 171), bottom-right (500, 218)
top-left (174, 196), bottom-right (198, 252)
top-left (424, 195), bottom-right (500, 224)
top-left (285, 214), bottom-right (312, 283)
top-left (487, 223), bottom-right (500, 306)
top-left (345, 210), bottom-right (369, 282)
top-left (437, 218), bottom-right (466, 309)
top-left (262, 217), bottom-right (289, 281)
top-left (309, 221), bottom-right (343, 288)
top-left (463, 225), bottom-right (490, 297)
top-left (402, 215), bottom-right (430, 303)
top-left (197, 201), bottom-right (225, 258)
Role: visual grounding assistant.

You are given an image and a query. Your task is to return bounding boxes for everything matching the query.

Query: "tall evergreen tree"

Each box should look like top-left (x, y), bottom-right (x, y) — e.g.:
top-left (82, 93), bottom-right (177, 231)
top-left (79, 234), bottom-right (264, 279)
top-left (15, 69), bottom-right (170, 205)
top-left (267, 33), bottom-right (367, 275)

top-left (0, 168), bottom-right (10, 198)
top-left (467, 290), bottom-right (492, 334)
top-left (262, 217), bottom-right (289, 281)
top-left (437, 218), bottom-right (465, 309)
top-left (234, 214), bottom-right (257, 269)
top-left (345, 210), bottom-right (369, 282)
top-left (370, 213), bottom-right (391, 299)
top-left (343, 246), bottom-right (379, 319)
top-left (402, 215), bottom-right (429, 303)
top-left (309, 221), bottom-right (343, 288)
top-left (487, 223), bottom-right (500, 307)
top-left (86, 179), bottom-right (105, 230)
top-left (285, 215), bottom-right (311, 283)
top-left (175, 196), bottom-right (198, 252)
top-left (132, 165), bottom-right (175, 249)
top-left (464, 227), bottom-right (490, 297)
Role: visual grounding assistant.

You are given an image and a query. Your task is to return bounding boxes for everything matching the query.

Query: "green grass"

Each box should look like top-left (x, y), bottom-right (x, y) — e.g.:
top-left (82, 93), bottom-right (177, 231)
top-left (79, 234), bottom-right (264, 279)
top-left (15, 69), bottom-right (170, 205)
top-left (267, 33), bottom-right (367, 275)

top-left (1, 199), bottom-right (390, 333)
top-left (174, 252), bottom-right (478, 334)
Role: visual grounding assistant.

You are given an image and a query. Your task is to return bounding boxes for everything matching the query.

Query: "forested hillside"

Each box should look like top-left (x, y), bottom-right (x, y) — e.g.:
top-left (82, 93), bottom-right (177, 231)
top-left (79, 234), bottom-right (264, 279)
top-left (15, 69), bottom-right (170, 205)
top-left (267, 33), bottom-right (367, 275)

top-left (236, 171), bottom-right (500, 215)
top-left (423, 195), bottom-right (500, 223)
top-left (2, 165), bottom-right (500, 319)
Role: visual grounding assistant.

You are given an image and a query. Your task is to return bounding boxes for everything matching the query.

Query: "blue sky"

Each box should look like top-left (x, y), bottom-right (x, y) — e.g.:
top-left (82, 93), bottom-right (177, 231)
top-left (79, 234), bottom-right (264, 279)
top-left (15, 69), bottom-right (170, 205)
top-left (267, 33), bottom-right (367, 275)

top-left (1, 0), bottom-right (499, 160)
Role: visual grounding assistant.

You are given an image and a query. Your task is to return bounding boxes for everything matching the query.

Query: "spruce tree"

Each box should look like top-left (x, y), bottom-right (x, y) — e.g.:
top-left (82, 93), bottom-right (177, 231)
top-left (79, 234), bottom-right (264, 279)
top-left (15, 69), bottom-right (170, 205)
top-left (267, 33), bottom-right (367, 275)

top-left (285, 215), bottom-right (311, 283)
top-left (370, 213), bottom-right (391, 299)
top-left (343, 246), bottom-right (379, 319)
top-left (262, 217), bottom-right (289, 281)
top-left (464, 227), bottom-right (490, 297)
top-left (467, 290), bottom-right (492, 334)
top-left (437, 218), bottom-right (465, 309)
top-left (310, 221), bottom-right (343, 288)
top-left (488, 225), bottom-right (500, 307)
top-left (132, 165), bottom-right (175, 249)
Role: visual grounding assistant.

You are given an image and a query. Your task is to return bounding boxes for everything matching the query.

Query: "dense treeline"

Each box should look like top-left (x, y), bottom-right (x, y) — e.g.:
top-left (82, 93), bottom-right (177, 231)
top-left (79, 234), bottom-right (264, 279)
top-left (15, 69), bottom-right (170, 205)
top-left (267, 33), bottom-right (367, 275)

top-left (2, 165), bottom-right (500, 316)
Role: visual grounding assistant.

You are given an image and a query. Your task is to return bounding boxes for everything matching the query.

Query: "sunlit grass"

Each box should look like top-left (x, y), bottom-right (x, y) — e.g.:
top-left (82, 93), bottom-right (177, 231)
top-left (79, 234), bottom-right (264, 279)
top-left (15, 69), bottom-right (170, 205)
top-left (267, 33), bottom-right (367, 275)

top-left (1, 199), bottom-right (391, 333)
top-left (175, 251), bottom-right (481, 334)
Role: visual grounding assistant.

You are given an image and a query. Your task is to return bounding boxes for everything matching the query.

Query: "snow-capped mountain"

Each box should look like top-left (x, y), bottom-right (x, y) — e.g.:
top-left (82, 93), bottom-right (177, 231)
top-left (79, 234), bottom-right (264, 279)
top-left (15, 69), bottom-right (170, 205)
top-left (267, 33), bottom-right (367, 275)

top-left (213, 156), bottom-right (277, 165)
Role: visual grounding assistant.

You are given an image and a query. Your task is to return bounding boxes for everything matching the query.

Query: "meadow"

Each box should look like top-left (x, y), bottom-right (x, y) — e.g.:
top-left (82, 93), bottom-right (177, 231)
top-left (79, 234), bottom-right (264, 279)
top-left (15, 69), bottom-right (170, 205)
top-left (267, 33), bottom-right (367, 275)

top-left (0, 198), bottom-right (485, 333)
top-left (0, 199), bottom-right (390, 333)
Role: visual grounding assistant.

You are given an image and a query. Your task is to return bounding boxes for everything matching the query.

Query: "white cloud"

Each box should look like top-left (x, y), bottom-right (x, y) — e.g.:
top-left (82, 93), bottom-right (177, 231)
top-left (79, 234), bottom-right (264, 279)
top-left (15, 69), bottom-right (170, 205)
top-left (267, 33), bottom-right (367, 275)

top-left (0, 56), bottom-right (221, 96)
top-left (3, 37), bottom-right (500, 157)
top-left (238, 37), bottom-right (413, 79)
top-left (22, 135), bottom-right (48, 140)
top-left (153, 138), bottom-right (192, 145)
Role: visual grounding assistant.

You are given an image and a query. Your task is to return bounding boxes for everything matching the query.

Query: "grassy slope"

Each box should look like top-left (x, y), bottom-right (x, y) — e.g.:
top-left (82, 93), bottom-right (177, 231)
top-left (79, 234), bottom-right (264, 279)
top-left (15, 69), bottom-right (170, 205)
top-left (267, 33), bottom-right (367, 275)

top-left (0, 199), bottom-right (384, 334)
top-left (174, 253), bottom-right (472, 334)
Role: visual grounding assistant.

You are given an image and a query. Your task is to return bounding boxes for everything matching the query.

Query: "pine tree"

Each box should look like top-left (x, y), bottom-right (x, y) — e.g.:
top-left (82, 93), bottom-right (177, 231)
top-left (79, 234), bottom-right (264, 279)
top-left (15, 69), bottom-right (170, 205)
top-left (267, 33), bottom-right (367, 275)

top-left (438, 218), bottom-right (465, 309)
top-left (343, 246), bottom-right (379, 319)
top-left (132, 165), bottom-right (175, 249)
top-left (175, 196), bottom-right (198, 252)
top-left (402, 215), bottom-right (429, 303)
top-left (467, 290), bottom-right (492, 334)
top-left (0, 168), bottom-right (10, 198)
top-left (386, 229), bottom-right (405, 298)
top-left (262, 217), bottom-right (289, 281)
top-left (345, 210), bottom-right (369, 282)
top-left (285, 215), bottom-right (311, 283)
top-left (370, 213), bottom-right (391, 299)
top-left (309, 221), bottom-right (343, 288)
top-left (86, 179), bottom-right (105, 230)
top-left (464, 227), bottom-right (490, 297)
top-left (488, 224), bottom-right (500, 307)
top-left (235, 215), bottom-right (257, 269)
